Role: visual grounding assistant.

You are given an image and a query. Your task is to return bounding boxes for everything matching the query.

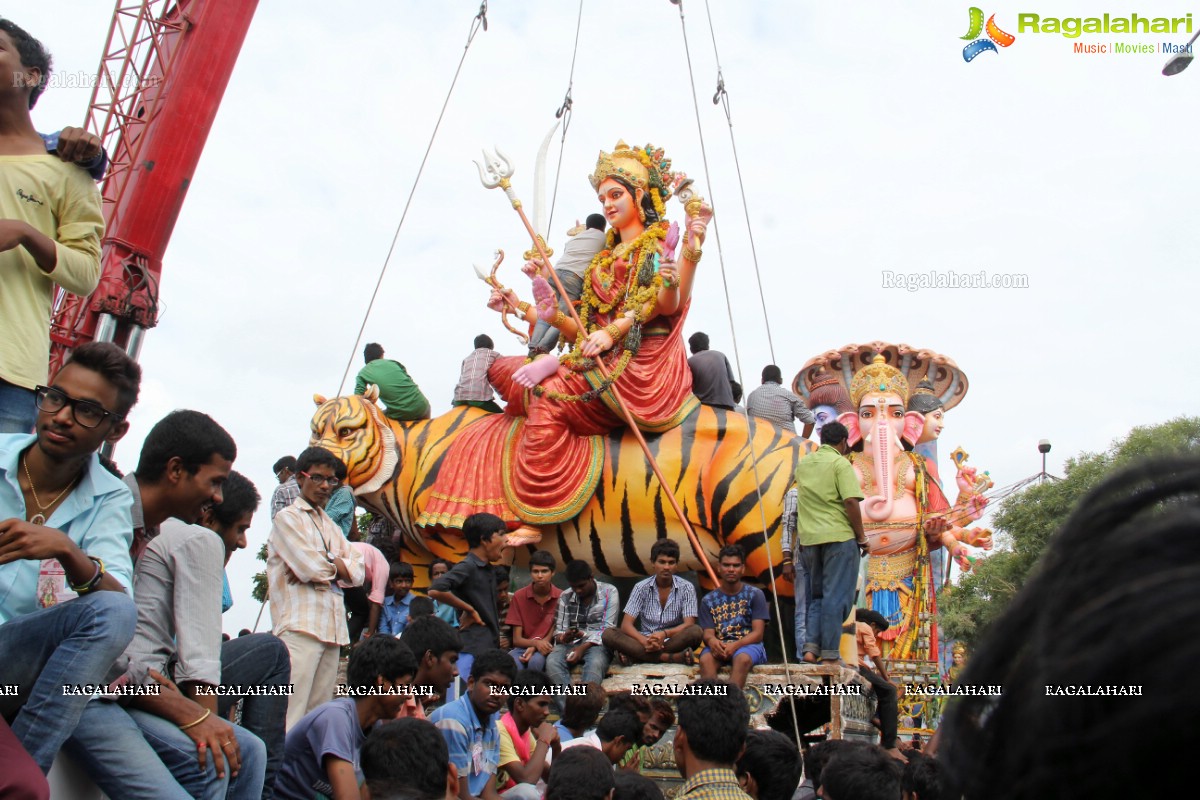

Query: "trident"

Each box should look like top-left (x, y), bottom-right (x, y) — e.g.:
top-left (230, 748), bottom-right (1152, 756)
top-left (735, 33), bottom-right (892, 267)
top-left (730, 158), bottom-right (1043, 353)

top-left (475, 145), bottom-right (718, 587)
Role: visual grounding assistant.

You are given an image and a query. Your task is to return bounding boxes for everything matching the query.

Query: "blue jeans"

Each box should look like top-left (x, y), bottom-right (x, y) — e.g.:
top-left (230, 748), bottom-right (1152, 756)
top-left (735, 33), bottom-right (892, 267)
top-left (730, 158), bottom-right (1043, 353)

top-left (528, 270), bottom-right (584, 353)
top-left (801, 538), bottom-right (861, 660)
top-left (792, 548), bottom-right (810, 660)
top-left (0, 379), bottom-right (36, 434)
top-left (0, 591), bottom-right (137, 772)
top-left (220, 633), bottom-right (290, 799)
top-left (510, 646), bottom-right (548, 672)
top-left (545, 643), bottom-right (610, 710)
top-left (66, 701), bottom-right (265, 800)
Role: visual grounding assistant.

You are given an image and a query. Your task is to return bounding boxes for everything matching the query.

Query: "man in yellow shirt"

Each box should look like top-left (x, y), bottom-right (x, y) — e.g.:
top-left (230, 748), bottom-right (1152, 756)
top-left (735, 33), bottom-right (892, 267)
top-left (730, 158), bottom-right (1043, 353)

top-left (0, 20), bottom-right (104, 433)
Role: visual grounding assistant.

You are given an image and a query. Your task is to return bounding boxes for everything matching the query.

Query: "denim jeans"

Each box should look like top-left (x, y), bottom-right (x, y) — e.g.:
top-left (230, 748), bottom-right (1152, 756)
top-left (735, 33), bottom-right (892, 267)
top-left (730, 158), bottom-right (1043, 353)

top-left (0, 379), bottom-right (36, 434)
top-left (801, 538), bottom-right (861, 660)
top-left (545, 642), bottom-right (610, 710)
top-left (66, 700), bottom-right (265, 800)
top-left (510, 647), bottom-right (548, 672)
top-left (219, 633), bottom-right (291, 799)
top-left (528, 270), bottom-right (584, 353)
top-left (0, 591), bottom-right (137, 772)
top-left (792, 548), bottom-right (810, 660)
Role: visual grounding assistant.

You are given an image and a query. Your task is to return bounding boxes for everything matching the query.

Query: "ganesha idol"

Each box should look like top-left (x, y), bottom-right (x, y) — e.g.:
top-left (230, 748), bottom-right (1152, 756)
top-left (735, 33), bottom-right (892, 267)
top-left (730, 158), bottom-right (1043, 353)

top-left (797, 345), bottom-right (993, 662)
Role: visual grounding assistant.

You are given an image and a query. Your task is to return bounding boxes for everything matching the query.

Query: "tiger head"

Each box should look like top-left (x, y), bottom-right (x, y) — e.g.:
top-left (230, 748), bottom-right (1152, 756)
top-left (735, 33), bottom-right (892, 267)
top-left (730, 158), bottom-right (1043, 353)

top-left (309, 386), bottom-right (398, 497)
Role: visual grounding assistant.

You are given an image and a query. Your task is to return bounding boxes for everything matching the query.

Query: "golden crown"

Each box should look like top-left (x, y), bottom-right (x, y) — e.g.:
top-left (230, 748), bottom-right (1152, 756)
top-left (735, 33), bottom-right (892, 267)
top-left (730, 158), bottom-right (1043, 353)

top-left (849, 354), bottom-right (910, 408)
top-left (589, 141), bottom-right (674, 203)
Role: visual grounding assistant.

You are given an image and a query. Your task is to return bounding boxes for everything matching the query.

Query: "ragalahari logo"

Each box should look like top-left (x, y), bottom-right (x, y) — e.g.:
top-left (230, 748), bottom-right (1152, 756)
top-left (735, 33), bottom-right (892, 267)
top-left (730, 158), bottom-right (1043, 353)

top-left (962, 8), bottom-right (1016, 61)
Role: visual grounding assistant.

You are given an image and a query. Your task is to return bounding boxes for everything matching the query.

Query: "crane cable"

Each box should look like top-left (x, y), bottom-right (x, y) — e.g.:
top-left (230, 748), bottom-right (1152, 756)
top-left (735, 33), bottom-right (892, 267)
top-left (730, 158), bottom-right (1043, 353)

top-left (546, 0), bottom-right (586, 236)
top-left (672, 0), bottom-right (802, 745)
top-left (336, 1), bottom-right (490, 396)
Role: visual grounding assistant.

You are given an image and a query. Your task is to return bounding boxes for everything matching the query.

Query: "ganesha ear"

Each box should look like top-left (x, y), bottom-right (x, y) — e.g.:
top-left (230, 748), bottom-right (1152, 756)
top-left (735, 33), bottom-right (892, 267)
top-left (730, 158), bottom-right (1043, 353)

top-left (902, 411), bottom-right (925, 445)
top-left (313, 394), bottom-right (328, 407)
top-left (837, 411), bottom-right (861, 446)
top-left (363, 384), bottom-right (381, 403)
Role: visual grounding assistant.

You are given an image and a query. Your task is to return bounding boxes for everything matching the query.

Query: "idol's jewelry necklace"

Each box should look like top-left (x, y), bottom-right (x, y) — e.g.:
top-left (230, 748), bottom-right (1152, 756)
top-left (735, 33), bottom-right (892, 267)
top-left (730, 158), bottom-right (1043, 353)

top-left (23, 453), bottom-right (78, 525)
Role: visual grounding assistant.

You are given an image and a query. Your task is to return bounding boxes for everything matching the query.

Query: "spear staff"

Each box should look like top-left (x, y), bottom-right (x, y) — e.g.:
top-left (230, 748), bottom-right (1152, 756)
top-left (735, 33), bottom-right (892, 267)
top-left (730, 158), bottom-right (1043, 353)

top-left (475, 146), bottom-right (719, 587)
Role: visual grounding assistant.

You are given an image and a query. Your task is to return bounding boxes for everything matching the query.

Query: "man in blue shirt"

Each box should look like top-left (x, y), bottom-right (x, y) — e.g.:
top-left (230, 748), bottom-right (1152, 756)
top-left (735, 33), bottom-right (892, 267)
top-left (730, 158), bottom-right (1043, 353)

top-left (380, 561), bottom-right (415, 637)
top-left (0, 342), bottom-right (141, 772)
top-left (431, 648), bottom-right (539, 800)
top-left (698, 545), bottom-right (770, 688)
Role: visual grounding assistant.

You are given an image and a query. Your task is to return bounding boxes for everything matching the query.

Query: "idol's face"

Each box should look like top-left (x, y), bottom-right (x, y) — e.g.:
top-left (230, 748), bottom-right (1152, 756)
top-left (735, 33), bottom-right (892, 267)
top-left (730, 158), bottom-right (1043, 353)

top-left (918, 408), bottom-right (945, 445)
top-left (597, 178), bottom-right (642, 230)
top-left (812, 404), bottom-right (838, 434)
top-left (858, 392), bottom-right (906, 445)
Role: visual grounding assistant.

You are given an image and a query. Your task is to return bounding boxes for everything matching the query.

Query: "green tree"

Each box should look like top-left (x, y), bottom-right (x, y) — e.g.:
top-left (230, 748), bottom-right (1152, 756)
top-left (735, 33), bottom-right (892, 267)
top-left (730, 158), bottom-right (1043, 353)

top-left (940, 416), bottom-right (1200, 645)
top-left (251, 542), bottom-right (268, 604)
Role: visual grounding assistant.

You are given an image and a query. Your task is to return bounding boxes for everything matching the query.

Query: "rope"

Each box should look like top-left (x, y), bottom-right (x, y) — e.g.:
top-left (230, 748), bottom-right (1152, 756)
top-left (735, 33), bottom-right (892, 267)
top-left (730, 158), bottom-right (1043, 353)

top-left (701, 0), bottom-right (775, 363)
top-left (336, 1), bottom-right (489, 395)
top-left (546, 0), bottom-right (586, 236)
top-left (672, 0), bottom-right (802, 747)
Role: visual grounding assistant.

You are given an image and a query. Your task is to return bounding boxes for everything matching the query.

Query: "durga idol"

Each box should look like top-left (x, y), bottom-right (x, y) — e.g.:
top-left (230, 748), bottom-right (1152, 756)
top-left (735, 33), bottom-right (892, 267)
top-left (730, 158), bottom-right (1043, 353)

top-left (417, 141), bottom-right (712, 542)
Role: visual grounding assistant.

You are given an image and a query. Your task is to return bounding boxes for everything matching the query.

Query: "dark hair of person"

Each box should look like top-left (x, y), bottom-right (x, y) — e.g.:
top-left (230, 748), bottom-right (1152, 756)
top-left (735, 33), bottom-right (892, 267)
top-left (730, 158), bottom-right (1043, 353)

top-left (0, 20), bottom-right (51, 108)
top-left (408, 596), bottom-right (434, 618)
top-left (401, 615), bottom-right (461, 660)
top-left (688, 331), bottom-right (710, 354)
top-left (585, 213), bottom-right (607, 231)
top-left (210, 471), bottom-right (259, 527)
top-left (390, 562), bottom-right (414, 581)
top-left (546, 746), bottom-right (615, 800)
top-left (361, 718), bottom-right (449, 799)
top-left (820, 746), bottom-right (902, 800)
top-left (613, 771), bottom-right (663, 800)
top-left (346, 636), bottom-right (417, 692)
top-left (507, 669), bottom-right (552, 711)
top-left (470, 648), bottom-right (517, 683)
top-left (294, 445), bottom-right (342, 475)
top-left (649, 538), bottom-right (680, 563)
top-left (803, 740), bottom-right (864, 791)
top-left (474, 334), bottom-right (494, 350)
top-left (648, 698), bottom-right (675, 728)
top-left (717, 544), bottom-right (744, 563)
top-left (364, 342), bottom-right (384, 362)
top-left (463, 512), bottom-right (505, 548)
top-left (676, 679), bottom-right (748, 764)
top-left (940, 456), bottom-right (1200, 800)
top-left (855, 607), bottom-right (890, 632)
top-left (136, 410), bottom-right (236, 480)
top-left (63, 342), bottom-right (143, 417)
top-left (561, 681), bottom-right (607, 732)
top-left (736, 730), bottom-right (803, 800)
top-left (761, 365), bottom-right (783, 384)
top-left (331, 457), bottom-right (348, 481)
top-left (529, 550), bottom-right (557, 570)
top-left (606, 691), bottom-right (649, 719)
top-left (596, 707), bottom-right (641, 745)
top-left (819, 420), bottom-right (849, 446)
top-left (238, 628), bottom-right (252, 637)
top-left (429, 557), bottom-right (453, 576)
top-left (493, 564), bottom-right (510, 585)
top-left (901, 751), bottom-right (944, 800)
top-left (272, 455), bottom-right (296, 473)
top-left (565, 559), bottom-right (593, 583)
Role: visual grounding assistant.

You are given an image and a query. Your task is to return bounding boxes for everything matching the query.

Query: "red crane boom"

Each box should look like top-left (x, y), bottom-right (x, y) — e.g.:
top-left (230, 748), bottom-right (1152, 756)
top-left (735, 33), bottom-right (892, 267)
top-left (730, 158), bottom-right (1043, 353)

top-left (48, 0), bottom-right (258, 373)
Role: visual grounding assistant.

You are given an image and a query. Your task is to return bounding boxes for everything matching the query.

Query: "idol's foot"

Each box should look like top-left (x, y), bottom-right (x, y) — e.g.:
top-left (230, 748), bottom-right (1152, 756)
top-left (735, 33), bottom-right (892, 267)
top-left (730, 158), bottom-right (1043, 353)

top-left (513, 354), bottom-right (560, 388)
top-left (505, 525), bottom-right (542, 547)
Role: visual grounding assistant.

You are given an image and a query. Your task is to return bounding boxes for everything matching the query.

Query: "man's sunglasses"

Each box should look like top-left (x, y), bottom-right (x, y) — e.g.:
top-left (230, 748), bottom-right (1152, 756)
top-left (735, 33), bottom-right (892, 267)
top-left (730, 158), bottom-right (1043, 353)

top-left (35, 385), bottom-right (122, 429)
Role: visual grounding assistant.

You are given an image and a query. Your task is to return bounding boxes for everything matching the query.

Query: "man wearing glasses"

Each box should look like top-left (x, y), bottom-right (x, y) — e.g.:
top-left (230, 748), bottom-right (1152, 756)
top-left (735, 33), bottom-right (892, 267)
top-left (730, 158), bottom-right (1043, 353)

top-left (267, 446), bottom-right (365, 729)
top-left (0, 342), bottom-right (140, 783)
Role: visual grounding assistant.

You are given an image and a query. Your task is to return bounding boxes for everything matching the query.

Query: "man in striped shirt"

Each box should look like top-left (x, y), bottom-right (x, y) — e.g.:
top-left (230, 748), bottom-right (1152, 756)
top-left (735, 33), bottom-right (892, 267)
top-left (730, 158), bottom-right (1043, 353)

top-left (453, 335), bottom-right (502, 414)
top-left (268, 446), bottom-right (365, 729)
top-left (602, 538), bottom-right (702, 665)
top-left (745, 365), bottom-right (815, 438)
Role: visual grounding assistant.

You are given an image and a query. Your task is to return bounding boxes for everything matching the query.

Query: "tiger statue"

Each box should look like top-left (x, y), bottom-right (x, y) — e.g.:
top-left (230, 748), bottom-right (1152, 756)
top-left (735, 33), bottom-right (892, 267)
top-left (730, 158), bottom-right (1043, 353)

top-left (309, 388), bottom-right (815, 591)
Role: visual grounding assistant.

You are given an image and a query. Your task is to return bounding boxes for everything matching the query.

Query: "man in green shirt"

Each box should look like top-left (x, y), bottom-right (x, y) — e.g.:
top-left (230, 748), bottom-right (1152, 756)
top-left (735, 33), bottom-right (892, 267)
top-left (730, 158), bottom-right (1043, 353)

top-left (793, 420), bottom-right (865, 665)
top-left (355, 343), bottom-right (431, 421)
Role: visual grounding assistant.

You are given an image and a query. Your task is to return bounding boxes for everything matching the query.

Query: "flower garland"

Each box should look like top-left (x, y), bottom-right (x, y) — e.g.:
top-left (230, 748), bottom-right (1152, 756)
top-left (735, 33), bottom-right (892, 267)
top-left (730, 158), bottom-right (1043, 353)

top-left (531, 221), bottom-right (667, 403)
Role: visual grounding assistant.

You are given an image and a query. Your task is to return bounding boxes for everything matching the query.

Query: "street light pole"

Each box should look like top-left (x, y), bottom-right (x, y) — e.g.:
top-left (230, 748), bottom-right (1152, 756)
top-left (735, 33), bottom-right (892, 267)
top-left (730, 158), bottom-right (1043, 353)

top-left (1163, 29), bottom-right (1200, 75)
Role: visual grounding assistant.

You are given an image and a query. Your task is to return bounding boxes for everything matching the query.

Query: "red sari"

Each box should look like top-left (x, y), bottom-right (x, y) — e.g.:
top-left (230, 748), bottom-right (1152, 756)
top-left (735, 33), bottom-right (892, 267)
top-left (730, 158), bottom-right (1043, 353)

top-left (419, 252), bottom-right (699, 528)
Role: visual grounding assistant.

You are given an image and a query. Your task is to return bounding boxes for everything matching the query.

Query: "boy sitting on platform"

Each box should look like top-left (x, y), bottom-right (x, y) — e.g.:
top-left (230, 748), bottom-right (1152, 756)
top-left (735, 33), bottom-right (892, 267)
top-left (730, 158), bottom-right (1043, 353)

top-left (496, 670), bottom-right (560, 795)
top-left (698, 545), bottom-right (770, 688)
